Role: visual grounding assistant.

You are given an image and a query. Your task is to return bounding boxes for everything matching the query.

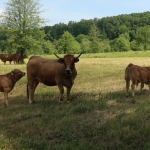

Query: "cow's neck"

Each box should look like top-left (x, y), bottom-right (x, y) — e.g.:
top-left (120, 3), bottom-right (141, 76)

top-left (8, 73), bottom-right (17, 83)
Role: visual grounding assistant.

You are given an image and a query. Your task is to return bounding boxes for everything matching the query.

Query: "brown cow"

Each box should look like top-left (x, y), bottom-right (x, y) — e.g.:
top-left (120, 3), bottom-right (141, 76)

top-left (0, 69), bottom-right (25, 106)
top-left (27, 53), bottom-right (83, 103)
top-left (0, 54), bottom-right (17, 64)
top-left (14, 54), bottom-right (28, 64)
top-left (0, 54), bottom-right (4, 64)
top-left (0, 53), bottom-right (27, 64)
top-left (0, 54), bottom-right (4, 59)
top-left (125, 63), bottom-right (150, 97)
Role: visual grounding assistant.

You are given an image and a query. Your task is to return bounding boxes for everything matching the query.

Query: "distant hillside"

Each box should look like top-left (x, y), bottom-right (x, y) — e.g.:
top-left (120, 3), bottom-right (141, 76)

top-left (44, 11), bottom-right (150, 41)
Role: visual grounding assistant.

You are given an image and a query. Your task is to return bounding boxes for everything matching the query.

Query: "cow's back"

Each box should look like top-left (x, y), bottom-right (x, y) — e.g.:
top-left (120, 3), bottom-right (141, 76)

top-left (27, 56), bottom-right (60, 74)
top-left (27, 56), bottom-right (67, 86)
top-left (129, 65), bottom-right (150, 84)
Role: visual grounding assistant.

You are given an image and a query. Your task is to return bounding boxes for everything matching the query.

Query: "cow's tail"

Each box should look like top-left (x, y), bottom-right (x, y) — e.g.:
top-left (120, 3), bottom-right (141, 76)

top-left (125, 63), bottom-right (134, 80)
top-left (125, 67), bottom-right (130, 81)
top-left (27, 83), bottom-right (29, 100)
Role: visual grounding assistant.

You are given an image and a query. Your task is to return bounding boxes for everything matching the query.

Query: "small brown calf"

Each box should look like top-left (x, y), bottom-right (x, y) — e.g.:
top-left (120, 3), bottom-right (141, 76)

top-left (0, 69), bottom-right (25, 106)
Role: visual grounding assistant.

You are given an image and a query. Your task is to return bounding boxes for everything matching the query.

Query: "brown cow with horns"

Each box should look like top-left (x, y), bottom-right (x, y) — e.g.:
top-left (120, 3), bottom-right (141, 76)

top-left (27, 52), bottom-right (83, 103)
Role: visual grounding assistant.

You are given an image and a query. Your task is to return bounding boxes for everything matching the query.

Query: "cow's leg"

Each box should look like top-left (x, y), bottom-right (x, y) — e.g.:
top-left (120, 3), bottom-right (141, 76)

top-left (126, 79), bottom-right (130, 97)
top-left (58, 85), bottom-right (64, 102)
top-left (131, 80), bottom-right (136, 97)
top-left (28, 80), bottom-right (39, 103)
top-left (140, 82), bottom-right (144, 94)
top-left (4, 92), bottom-right (9, 106)
top-left (66, 87), bottom-right (72, 102)
top-left (148, 84), bottom-right (150, 94)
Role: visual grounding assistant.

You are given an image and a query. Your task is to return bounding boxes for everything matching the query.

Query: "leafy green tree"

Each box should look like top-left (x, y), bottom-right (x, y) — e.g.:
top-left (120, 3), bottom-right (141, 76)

top-left (110, 38), bottom-right (119, 52)
top-left (68, 19), bottom-right (94, 37)
top-left (76, 34), bottom-right (88, 43)
top-left (135, 26), bottom-right (150, 50)
top-left (110, 36), bottom-right (130, 52)
top-left (118, 36), bottom-right (130, 51)
top-left (130, 40), bottom-right (143, 51)
top-left (88, 24), bottom-right (101, 53)
top-left (57, 31), bottom-right (80, 54)
top-left (80, 38), bottom-right (90, 53)
top-left (0, 0), bottom-right (53, 56)
top-left (100, 40), bottom-right (111, 52)
top-left (119, 25), bottom-right (129, 35)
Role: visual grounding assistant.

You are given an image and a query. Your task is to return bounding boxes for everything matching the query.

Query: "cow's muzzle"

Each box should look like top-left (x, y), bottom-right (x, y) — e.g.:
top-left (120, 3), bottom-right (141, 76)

top-left (65, 69), bottom-right (72, 75)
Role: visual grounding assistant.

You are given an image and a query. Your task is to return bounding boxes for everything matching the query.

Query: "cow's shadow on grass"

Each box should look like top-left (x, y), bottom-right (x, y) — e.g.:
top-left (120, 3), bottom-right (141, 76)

top-left (0, 88), bottom-right (149, 107)
top-left (14, 89), bottom-right (144, 106)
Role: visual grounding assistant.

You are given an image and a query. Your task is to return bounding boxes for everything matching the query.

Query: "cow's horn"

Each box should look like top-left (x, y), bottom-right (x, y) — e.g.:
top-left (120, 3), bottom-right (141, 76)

top-left (76, 51), bottom-right (83, 58)
top-left (54, 53), bottom-right (60, 58)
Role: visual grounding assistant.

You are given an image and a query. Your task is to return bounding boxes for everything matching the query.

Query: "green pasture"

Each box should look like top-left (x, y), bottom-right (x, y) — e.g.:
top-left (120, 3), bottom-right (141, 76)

top-left (0, 51), bottom-right (150, 149)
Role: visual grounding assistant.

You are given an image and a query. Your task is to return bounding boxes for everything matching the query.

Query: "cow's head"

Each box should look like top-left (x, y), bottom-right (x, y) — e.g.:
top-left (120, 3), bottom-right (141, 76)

top-left (23, 54), bottom-right (28, 58)
top-left (11, 69), bottom-right (25, 80)
top-left (54, 52), bottom-right (83, 76)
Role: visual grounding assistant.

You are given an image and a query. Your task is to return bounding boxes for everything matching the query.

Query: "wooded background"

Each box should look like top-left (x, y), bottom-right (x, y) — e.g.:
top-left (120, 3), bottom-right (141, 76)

top-left (0, 0), bottom-right (150, 55)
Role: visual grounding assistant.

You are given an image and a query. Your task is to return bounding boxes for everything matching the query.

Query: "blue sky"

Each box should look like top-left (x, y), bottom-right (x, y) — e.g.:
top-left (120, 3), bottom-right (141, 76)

top-left (0, 0), bottom-right (150, 26)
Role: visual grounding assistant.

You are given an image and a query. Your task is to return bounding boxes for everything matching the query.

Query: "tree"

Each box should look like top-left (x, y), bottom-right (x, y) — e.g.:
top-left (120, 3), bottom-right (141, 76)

top-left (0, 0), bottom-right (53, 57)
top-left (135, 26), bottom-right (150, 50)
top-left (80, 38), bottom-right (90, 53)
top-left (57, 31), bottom-right (80, 54)
top-left (130, 40), bottom-right (143, 51)
top-left (88, 24), bottom-right (101, 53)
top-left (76, 34), bottom-right (88, 43)
top-left (110, 36), bottom-right (130, 52)
top-left (118, 25), bottom-right (129, 35)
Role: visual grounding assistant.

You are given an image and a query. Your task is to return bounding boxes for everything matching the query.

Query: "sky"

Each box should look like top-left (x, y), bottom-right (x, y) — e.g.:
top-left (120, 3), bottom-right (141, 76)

top-left (0, 0), bottom-right (150, 26)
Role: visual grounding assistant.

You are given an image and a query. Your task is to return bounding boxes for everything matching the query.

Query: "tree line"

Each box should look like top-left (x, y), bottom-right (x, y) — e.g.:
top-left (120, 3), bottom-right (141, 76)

top-left (0, 0), bottom-right (150, 55)
top-left (44, 11), bottom-right (150, 53)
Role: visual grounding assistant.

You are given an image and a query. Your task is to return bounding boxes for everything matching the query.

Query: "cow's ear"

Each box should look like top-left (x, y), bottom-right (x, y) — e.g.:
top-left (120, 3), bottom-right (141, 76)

top-left (11, 71), bottom-right (14, 75)
top-left (74, 58), bottom-right (79, 63)
top-left (58, 58), bottom-right (64, 64)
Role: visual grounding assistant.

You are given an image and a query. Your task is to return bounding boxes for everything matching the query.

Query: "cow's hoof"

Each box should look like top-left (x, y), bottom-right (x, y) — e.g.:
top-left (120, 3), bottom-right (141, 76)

top-left (29, 101), bottom-right (34, 104)
top-left (59, 100), bottom-right (63, 103)
top-left (126, 95), bottom-right (128, 98)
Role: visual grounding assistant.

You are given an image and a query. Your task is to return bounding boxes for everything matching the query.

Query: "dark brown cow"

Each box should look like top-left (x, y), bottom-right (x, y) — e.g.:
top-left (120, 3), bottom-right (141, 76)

top-left (0, 69), bottom-right (25, 106)
top-left (0, 54), bottom-right (4, 59)
top-left (14, 54), bottom-right (28, 64)
top-left (0, 54), bottom-right (17, 64)
top-left (0, 54), bottom-right (4, 64)
top-left (27, 53), bottom-right (83, 103)
top-left (125, 63), bottom-right (150, 97)
top-left (0, 53), bottom-right (27, 64)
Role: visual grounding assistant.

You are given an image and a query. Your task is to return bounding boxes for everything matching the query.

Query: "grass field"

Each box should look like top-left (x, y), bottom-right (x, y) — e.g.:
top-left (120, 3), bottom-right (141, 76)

top-left (0, 51), bottom-right (150, 149)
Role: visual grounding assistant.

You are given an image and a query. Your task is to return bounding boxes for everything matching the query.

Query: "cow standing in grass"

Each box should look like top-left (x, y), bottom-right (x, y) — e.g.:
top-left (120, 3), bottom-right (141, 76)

top-left (0, 54), bottom-right (17, 64)
top-left (0, 69), bottom-right (25, 106)
top-left (0, 53), bottom-right (28, 64)
top-left (125, 63), bottom-right (150, 97)
top-left (27, 53), bottom-right (83, 103)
